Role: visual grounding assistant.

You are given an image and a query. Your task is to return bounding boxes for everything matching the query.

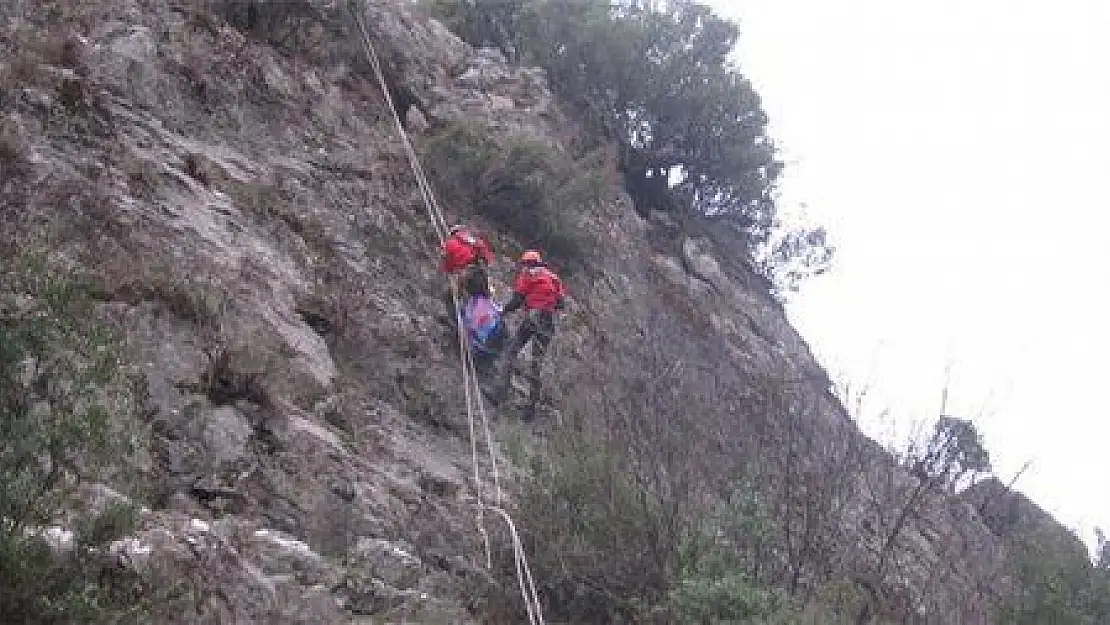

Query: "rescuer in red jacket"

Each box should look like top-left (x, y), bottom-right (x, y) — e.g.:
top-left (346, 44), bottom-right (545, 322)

top-left (439, 224), bottom-right (494, 326)
top-left (494, 249), bottom-right (566, 419)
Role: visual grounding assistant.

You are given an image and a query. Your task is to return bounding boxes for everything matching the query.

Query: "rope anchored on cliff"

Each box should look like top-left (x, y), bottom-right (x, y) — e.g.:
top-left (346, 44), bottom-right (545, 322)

top-left (348, 3), bottom-right (545, 623)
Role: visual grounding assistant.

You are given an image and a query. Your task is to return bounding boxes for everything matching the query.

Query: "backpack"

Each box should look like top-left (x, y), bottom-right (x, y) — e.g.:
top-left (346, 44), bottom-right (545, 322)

top-left (459, 294), bottom-right (506, 355)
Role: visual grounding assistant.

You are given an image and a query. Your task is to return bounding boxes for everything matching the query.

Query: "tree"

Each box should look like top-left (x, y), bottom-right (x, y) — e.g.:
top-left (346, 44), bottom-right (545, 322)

top-left (426, 0), bottom-right (782, 246)
top-left (759, 223), bottom-right (835, 297)
top-left (908, 415), bottom-right (992, 493)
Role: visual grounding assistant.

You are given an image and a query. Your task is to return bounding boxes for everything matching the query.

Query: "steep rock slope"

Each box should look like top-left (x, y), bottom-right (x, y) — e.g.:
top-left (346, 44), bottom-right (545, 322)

top-left (4, 2), bottom-right (496, 621)
top-left (0, 1), bottom-right (1078, 623)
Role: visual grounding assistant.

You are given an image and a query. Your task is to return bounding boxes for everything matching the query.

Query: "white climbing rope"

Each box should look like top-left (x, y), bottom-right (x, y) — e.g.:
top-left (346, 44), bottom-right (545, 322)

top-left (350, 4), bottom-right (544, 623)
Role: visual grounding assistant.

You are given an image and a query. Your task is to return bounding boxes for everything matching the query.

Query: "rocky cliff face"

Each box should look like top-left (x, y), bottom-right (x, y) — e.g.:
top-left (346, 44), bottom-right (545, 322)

top-left (0, 1), bottom-right (1084, 623)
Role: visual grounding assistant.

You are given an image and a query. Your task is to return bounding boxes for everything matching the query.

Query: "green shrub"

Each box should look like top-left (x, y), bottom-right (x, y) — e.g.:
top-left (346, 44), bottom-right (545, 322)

top-left (505, 435), bottom-right (671, 622)
top-left (998, 536), bottom-right (1109, 625)
top-left (668, 573), bottom-right (785, 623)
top-left (0, 255), bottom-right (146, 622)
top-left (421, 121), bottom-right (499, 199)
top-left (422, 121), bottom-right (606, 270)
top-left (500, 430), bottom-right (802, 623)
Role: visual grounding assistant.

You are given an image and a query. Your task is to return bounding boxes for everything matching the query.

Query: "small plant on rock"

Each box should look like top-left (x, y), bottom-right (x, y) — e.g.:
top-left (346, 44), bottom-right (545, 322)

top-left (0, 254), bottom-right (148, 622)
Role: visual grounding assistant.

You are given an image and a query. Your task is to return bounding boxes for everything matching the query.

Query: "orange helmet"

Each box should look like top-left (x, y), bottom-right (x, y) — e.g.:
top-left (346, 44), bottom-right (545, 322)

top-left (520, 249), bottom-right (542, 264)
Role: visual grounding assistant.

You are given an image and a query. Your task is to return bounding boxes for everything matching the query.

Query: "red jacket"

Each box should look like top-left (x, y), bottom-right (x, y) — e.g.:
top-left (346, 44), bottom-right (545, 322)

top-left (505, 265), bottom-right (565, 313)
top-left (440, 229), bottom-right (494, 273)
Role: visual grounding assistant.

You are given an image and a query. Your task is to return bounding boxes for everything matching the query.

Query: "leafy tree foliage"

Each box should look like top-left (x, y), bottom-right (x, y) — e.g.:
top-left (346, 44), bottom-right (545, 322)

top-left (908, 415), bottom-right (992, 493)
top-left (427, 0), bottom-right (782, 246)
top-left (759, 223), bottom-right (834, 296)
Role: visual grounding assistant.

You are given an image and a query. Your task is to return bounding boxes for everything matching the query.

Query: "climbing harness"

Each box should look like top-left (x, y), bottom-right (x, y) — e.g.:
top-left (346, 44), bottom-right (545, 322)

top-left (349, 3), bottom-right (546, 622)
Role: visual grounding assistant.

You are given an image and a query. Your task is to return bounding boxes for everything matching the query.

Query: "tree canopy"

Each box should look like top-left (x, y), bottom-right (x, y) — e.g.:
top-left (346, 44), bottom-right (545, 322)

top-left (909, 415), bottom-right (992, 493)
top-left (428, 0), bottom-right (782, 246)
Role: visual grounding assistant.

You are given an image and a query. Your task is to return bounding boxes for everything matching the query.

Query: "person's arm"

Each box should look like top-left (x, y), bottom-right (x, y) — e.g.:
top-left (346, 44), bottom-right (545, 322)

top-left (479, 240), bottom-right (495, 265)
top-left (554, 276), bottom-right (567, 310)
top-left (503, 272), bottom-right (528, 313)
top-left (502, 291), bottom-right (524, 314)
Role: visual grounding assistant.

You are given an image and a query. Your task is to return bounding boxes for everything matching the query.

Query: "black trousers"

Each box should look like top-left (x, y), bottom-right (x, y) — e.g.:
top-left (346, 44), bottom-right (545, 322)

top-left (501, 309), bottom-right (555, 406)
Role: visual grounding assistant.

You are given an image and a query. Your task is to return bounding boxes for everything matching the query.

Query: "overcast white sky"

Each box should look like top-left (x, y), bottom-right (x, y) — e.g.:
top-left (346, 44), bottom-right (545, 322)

top-left (704, 0), bottom-right (1110, 548)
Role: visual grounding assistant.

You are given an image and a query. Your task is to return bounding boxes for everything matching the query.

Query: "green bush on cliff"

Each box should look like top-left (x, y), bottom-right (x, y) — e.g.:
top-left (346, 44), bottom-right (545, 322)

top-left (500, 430), bottom-right (794, 622)
top-left (0, 255), bottom-right (147, 623)
top-left (999, 534), bottom-right (1110, 625)
top-left (506, 436), bottom-right (669, 621)
top-left (422, 121), bottom-right (606, 268)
